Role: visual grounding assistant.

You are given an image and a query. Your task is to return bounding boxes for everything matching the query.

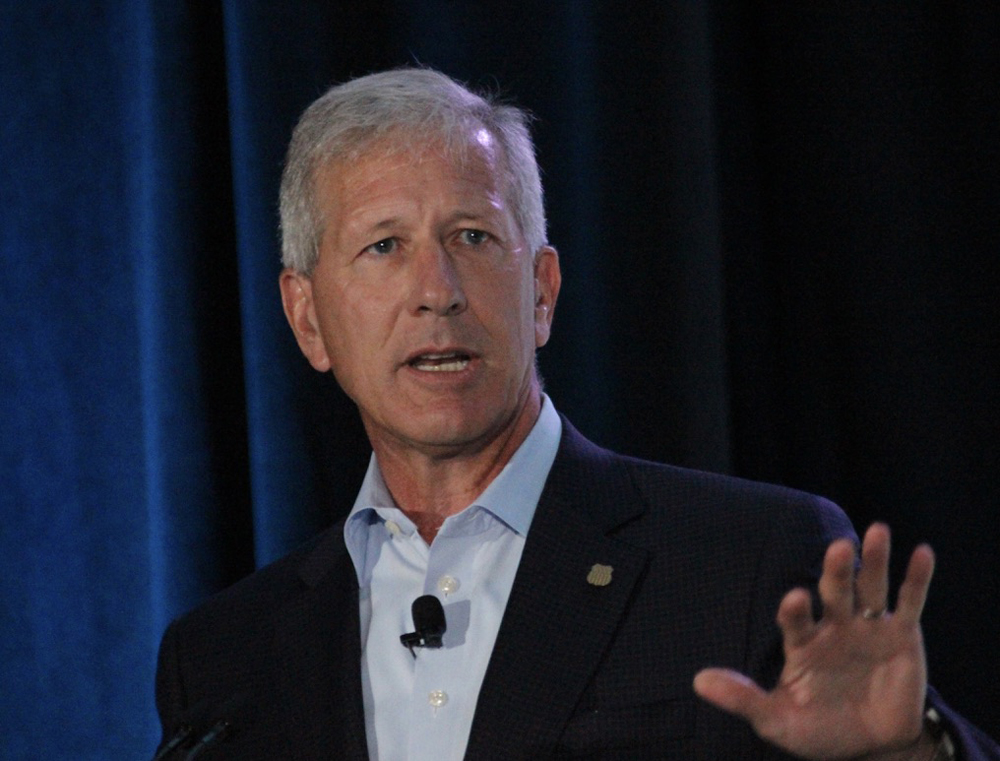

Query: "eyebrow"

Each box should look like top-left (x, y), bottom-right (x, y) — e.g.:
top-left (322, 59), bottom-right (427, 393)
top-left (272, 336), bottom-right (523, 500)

top-left (367, 217), bottom-right (402, 233)
top-left (360, 208), bottom-right (499, 233)
top-left (343, 216), bottom-right (403, 244)
top-left (442, 205), bottom-right (503, 227)
top-left (345, 198), bottom-right (505, 243)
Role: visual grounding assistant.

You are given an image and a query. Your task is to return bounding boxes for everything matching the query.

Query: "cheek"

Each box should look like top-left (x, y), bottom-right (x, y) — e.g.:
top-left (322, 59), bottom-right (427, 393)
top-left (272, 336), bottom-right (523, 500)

top-left (476, 282), bottom-right (533, 345)
top-left (329, 289), bottom-right (399, 365)
top-left (480, 260), bottom-right (534, 314)
top-left (324, 313), bottom-right (379, 401)
top-left (312, 289), bottom-right (362, 361)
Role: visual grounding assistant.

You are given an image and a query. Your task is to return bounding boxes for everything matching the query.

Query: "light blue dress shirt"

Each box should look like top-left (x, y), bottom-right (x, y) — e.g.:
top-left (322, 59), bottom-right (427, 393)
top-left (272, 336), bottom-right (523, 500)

top-left (344, 397), bottom-right (562, 760)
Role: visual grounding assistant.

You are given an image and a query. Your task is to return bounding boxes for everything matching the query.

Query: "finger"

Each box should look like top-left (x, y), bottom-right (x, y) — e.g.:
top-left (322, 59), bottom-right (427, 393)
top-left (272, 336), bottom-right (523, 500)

top-left (693, 668), bottom-right (769, 726)
top-left (817, 538), bottom-right (857, 621)
top-left (855, 523), bottom-right (890, 616)
top-left (894, 543), bottom-right (935, 627)
top-left (776, 587), bottom-right (816, 649)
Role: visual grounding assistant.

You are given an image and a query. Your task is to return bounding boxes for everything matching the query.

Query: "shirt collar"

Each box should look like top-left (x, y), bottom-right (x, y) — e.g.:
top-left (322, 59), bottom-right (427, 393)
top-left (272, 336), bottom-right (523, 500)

top-left (346, 394), bottom-right (562, 540)
top-left (468, 395), bottom-right (561, 535)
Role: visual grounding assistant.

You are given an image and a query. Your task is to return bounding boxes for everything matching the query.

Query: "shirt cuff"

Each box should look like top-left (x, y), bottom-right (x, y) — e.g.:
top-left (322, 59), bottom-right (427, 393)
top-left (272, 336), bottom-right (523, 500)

top-left (925, 707), bottom-right (956, 761)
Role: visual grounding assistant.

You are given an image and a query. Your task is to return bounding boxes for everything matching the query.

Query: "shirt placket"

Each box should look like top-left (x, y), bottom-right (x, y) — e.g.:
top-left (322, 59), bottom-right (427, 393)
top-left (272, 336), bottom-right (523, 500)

top-left (406, 514), bottom-right (483, 760)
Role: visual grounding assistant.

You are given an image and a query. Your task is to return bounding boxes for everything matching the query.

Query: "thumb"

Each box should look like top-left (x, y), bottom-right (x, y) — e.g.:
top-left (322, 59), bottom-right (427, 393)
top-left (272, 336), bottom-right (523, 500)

top-left (693, 668), bottom-right (768, 723)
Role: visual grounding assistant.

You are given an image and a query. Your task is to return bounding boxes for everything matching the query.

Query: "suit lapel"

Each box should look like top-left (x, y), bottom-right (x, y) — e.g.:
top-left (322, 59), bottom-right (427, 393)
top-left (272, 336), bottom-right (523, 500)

top-left (273, 527), bottom-right (369, 760)
top-left (465, 421), bottom-right (650, 759)
top-left (272, 423), bottom-right (649, 760)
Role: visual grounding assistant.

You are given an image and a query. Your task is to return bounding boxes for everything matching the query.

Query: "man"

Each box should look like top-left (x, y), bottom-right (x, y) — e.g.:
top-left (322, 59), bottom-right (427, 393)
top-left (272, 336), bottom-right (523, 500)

top-left (154, 68), bottom-right (999, 759)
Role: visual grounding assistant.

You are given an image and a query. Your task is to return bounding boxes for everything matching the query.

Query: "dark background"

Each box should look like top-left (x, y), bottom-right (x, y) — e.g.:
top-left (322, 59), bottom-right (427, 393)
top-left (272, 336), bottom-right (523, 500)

top-left (1, 2), bottom-right (997, 757)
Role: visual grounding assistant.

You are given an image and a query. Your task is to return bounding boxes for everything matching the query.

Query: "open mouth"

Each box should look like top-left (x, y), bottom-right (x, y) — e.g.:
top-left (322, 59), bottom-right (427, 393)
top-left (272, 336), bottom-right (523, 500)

top-left (408, 352), bottom-right (472, 372)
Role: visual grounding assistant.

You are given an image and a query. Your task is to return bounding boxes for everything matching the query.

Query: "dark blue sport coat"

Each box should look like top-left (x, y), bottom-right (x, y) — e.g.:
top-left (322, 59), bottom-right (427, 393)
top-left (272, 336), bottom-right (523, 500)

top-left (155, 418), bottom-right (999, 759)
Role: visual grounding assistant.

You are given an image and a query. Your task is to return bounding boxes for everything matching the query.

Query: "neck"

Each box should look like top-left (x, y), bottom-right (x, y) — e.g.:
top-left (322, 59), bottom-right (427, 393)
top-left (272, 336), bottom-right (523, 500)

top-left (371, 388), bottom-right (542, 544)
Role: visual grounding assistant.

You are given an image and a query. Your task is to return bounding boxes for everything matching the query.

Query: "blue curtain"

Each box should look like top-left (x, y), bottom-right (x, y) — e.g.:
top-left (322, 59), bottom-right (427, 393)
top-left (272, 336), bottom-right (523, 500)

top-left (2, 2), bottom-right (997, 757)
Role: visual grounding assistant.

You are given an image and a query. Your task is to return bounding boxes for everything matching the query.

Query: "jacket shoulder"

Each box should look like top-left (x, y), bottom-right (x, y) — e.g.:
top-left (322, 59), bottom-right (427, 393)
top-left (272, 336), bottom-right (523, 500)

top-left (166, 524), bottom-right (352, 656)
top-left (555, 416), bottom-right (854, 544)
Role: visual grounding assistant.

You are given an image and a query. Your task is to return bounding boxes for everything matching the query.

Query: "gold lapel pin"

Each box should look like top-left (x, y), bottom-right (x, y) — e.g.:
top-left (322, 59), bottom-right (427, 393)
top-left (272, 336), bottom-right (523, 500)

top-left (587, 564), bottom-right (614, 587)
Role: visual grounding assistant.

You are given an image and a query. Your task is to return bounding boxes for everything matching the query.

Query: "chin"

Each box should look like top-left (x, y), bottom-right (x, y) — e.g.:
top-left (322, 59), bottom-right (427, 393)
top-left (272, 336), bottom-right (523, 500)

top-left (405, 406), bottom-right (509, 451)
top-left (413, 416), bottom-right (492, 448)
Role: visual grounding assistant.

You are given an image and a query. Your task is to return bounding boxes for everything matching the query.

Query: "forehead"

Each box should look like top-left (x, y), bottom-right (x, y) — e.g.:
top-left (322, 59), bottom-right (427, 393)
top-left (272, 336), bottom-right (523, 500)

top-left (331, 125), bottom-right (500, 182)
top-left (315, 131), bottom-right (509, 223)
top-left (338, 121), bottom-right (499, 166)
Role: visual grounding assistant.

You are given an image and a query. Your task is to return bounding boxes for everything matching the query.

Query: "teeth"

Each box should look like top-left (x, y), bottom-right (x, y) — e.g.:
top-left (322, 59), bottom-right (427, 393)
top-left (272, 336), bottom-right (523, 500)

top-left (415, 359), bottom-right (469, 372)
top-left (411, 353), bottom-right (470, 372)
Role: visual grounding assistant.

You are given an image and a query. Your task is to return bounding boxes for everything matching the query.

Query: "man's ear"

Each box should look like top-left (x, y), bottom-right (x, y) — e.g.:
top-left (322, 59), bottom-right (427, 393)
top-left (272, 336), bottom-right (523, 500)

top-left (279, 268), bottom-right (332, 372)
top-left (533, 245), bottom-right (561, 348)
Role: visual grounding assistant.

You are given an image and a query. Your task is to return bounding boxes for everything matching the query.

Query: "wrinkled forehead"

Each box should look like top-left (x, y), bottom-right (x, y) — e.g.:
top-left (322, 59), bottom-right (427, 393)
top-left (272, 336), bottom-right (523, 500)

top-left (323, 123), bottom-right (504, 186)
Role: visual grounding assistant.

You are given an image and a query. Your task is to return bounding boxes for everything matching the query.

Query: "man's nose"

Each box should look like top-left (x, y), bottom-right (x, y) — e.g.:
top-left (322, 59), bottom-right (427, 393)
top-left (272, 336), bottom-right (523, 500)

top-left (409, 241), bottom-right (467, 316)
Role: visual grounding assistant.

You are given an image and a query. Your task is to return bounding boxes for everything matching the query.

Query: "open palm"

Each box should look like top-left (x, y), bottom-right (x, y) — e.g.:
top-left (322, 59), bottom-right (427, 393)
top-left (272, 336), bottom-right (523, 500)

top-left (695, 524), bottom-right (936, 760)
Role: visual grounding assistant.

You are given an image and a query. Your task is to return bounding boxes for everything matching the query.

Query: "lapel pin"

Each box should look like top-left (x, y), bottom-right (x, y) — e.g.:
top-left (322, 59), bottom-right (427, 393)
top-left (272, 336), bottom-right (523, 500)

top-left (587, 564), bottom-right (614, 587)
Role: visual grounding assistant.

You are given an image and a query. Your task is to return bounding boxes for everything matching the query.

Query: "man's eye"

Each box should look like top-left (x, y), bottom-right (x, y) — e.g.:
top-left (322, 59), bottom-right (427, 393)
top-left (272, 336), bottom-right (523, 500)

top-left (364, 238), bottom-right (397, 256)
top-left (458, 229), bottom-right (490, 246)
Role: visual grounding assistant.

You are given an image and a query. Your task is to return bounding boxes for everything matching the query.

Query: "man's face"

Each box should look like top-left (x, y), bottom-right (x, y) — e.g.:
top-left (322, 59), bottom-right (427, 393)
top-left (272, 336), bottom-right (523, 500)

top-left (280, 131), bottom-right (560, 459)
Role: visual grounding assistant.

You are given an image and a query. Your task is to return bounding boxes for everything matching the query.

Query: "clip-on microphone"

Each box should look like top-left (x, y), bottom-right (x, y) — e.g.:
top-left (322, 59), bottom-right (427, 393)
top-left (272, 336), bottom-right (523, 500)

top-left (400, 594), bottom-right (446, 657)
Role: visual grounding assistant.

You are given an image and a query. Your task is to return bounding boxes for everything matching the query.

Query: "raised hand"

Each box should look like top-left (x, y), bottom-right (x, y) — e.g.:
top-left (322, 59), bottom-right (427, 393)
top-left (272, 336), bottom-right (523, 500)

top-left (694, 523), bottom-right (939, 760)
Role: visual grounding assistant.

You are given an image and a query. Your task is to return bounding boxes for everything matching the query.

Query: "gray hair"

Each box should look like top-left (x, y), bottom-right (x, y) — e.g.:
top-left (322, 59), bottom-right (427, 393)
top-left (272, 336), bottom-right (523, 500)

top-left (279, 68), bottom-right (548, 274)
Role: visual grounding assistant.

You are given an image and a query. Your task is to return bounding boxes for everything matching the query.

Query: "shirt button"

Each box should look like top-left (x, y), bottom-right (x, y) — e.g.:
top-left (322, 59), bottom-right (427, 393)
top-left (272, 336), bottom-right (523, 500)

top-left (437, 575), bottom-right (460, 596)
top-left (428, 690), bottom-right (448, 708)
top-left (385, 520), bottom-right (401, 537)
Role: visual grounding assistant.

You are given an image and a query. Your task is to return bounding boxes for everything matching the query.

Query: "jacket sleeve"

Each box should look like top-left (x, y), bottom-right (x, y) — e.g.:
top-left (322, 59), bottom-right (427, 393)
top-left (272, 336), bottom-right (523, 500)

top-left (926, 686), bottom-right (1000, 760)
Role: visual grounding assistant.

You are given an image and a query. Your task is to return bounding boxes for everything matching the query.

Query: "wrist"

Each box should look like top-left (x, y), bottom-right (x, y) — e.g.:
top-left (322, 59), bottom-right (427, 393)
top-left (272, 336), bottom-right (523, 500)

top-left (905, 729), bottom-right (943, 761)
top-left (859, 729), bottom-right (937, 761)
top-left (858, 708), bottom-right (954, 761)
top-left (923, 708), bottom-right (956, 761)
